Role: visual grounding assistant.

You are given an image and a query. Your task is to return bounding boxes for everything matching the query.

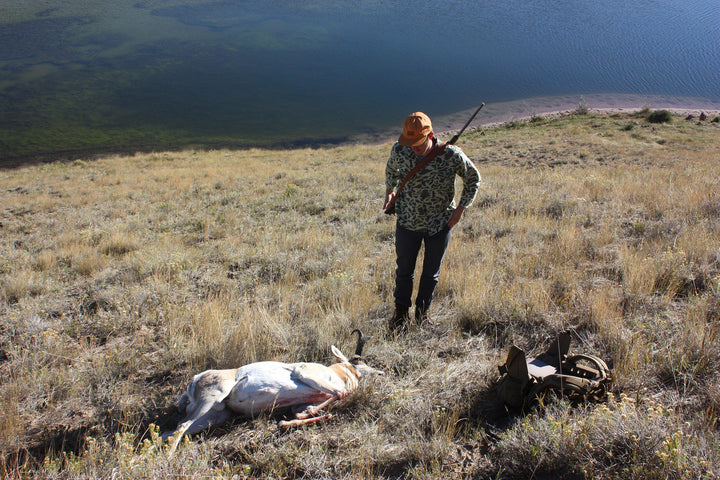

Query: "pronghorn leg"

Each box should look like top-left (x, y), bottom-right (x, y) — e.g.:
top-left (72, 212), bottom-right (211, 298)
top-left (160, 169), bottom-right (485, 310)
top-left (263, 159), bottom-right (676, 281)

top-left (278, 394), bottom-right (342, 429)
top-left (278, 413), bottom-right (334, 429)
top-left (164, 369), bottom-right (238, 457)
top-left (166, 406), bottom-right (233, 458)
top-left (296, 394), bottom-right (341, 419)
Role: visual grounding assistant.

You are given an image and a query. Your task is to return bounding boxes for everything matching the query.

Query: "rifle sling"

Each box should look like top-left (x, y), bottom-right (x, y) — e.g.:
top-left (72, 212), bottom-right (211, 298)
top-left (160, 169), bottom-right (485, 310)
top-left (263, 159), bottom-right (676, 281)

top-left (394, 142), bottom-right (447, 198)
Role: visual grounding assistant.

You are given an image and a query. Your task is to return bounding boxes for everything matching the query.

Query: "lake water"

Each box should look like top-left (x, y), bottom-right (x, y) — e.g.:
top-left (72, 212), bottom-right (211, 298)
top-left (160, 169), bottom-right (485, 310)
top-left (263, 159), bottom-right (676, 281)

top-left (1, 0), bottom-right (719, 160)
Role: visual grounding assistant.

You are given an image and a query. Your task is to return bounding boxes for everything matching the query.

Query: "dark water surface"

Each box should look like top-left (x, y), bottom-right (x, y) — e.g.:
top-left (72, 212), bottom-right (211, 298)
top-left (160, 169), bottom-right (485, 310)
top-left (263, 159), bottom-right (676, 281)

top-left (1, 0), bottom-right (718, 161)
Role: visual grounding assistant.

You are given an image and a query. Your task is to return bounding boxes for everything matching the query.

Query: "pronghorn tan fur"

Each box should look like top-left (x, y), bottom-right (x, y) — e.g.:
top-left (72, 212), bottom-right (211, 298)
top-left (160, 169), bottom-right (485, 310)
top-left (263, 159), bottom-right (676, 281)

top-left (163, 330), bottom-right (381, 457)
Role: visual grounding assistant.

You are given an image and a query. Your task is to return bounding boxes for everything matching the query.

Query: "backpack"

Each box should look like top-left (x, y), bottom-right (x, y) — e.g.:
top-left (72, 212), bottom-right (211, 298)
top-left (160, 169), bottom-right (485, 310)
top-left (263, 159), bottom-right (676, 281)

top-left (497, 331), bottom-right (612, 409)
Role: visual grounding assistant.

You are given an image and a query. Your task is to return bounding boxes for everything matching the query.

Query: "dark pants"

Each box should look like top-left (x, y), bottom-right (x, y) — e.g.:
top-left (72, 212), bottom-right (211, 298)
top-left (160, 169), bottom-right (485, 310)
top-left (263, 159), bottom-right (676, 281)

top-left (394, 224), bottom-right (452, 312)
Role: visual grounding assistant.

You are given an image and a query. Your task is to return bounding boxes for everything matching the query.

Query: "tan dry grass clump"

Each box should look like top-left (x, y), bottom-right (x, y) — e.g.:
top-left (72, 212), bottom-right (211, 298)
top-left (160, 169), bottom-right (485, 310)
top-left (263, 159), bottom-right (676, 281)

top-left (1, 111), bottom-right (719, 478)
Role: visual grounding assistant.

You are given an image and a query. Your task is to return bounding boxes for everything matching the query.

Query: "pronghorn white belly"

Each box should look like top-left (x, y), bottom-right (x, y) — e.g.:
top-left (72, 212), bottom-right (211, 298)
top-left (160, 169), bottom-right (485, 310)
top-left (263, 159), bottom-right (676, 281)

top-left (225, 361), bottom-right (347, 417)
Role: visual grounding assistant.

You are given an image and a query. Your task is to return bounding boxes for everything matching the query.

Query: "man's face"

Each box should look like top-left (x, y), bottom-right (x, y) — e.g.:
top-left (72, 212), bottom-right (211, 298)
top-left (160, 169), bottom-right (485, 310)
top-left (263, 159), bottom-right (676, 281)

top-left (411, 134), bottom-right (433, 156)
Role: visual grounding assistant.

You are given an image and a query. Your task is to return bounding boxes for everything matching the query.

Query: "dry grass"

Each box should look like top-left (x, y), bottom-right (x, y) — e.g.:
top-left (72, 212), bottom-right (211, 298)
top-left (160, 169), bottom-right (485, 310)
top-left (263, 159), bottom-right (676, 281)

top-left (1, 111), bottom-right (719, 478)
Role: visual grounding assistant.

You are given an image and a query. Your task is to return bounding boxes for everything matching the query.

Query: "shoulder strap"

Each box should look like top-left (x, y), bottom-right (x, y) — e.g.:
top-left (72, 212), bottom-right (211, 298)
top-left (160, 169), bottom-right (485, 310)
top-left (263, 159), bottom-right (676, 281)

top-left (395, 142), bottom-right (447, 197)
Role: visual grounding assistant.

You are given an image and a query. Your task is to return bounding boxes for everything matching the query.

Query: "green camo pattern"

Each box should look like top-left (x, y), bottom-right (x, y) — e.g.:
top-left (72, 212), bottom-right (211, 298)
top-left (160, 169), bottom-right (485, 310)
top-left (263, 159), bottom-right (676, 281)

top-left (385, 141), bottom-right (481, 235)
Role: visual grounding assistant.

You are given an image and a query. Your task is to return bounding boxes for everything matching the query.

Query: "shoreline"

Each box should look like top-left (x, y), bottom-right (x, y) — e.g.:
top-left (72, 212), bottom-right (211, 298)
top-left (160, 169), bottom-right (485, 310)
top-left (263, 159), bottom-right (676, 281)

top-left (427, 93), bottom-right (720, 139)
top-left (344, 93), bottom-right (720, 145)
top-left (3, 93), bottom-right (719, 168)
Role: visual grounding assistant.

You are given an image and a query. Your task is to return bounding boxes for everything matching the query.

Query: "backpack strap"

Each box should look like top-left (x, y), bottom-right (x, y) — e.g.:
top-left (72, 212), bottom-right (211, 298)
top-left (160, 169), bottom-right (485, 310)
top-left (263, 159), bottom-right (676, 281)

top-left (497, 345), bottom-right (532, 409)
top-left (534, 331), bottom-right (571, 369)
top-left (384, 142), bottom-right (447, 215)
top-left (395, 142), bottom-right (447, 196)
top-left (498, 345), bottom-right (530, 381)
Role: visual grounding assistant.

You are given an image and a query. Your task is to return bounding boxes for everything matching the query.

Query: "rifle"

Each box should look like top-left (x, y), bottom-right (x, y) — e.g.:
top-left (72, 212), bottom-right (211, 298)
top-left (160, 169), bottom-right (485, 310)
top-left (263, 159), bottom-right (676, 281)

top-left (384, 103), bottom-right (485, 215)
top-left (448, 102), bottom-right (485, 145)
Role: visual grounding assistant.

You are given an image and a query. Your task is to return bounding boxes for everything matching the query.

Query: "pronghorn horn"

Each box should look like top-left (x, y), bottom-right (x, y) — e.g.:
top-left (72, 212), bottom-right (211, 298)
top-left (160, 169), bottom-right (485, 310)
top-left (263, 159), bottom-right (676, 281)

top-left (351, 329), bottom-right (371, 358)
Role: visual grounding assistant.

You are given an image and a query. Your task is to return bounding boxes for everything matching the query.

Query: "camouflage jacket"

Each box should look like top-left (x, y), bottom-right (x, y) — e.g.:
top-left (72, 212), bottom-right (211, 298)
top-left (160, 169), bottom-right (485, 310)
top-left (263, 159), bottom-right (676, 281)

top-left (385, 139), bottom-right (481, 235)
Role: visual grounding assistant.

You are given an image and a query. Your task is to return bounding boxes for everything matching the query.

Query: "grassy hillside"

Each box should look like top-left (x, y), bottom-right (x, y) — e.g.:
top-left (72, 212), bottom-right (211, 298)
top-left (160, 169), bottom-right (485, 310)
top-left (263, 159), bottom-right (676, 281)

top-left (1, 110), bottom-right (719, 479)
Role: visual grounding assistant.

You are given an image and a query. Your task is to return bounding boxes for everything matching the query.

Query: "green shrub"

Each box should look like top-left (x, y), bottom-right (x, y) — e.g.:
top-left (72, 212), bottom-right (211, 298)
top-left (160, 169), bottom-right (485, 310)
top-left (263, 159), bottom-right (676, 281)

top-left (576, 100), bottom-right (589, 115)
top-left (647, 110), bottom-right (673, 124)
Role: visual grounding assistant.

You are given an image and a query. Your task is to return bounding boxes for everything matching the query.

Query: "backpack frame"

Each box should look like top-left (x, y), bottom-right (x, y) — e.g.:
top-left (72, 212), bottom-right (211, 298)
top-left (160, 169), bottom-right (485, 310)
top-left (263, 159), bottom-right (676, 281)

top-left (497, 331), bottom-right (612, 409)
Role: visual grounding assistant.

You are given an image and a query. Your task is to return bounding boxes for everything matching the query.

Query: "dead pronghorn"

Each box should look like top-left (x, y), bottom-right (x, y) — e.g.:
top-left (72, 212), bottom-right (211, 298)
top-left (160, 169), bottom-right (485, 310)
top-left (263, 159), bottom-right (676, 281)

top-left (163, 329), bottom-right (382, 457)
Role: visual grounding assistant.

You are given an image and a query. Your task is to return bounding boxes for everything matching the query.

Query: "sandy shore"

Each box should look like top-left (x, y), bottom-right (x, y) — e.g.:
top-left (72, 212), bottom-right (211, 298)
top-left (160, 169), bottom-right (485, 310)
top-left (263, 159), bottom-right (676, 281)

top-left (354, 93), bottom-right (720, 145)
top-left (435, 93), bottom-right (720, 132)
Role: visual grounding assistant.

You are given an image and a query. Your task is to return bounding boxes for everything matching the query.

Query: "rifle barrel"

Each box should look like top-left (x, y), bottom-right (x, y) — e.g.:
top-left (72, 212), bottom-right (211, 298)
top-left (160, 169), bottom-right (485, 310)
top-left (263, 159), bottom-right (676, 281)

top-left (448, 102), bottom-right (485, 145)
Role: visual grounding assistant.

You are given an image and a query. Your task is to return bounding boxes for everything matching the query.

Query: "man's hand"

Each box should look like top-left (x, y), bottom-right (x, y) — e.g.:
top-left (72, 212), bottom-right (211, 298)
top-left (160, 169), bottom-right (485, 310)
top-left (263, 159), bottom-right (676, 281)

top-left (447, 206), bottom-right (466, 229)
top-left (383, 190), bottom-right (396, 211)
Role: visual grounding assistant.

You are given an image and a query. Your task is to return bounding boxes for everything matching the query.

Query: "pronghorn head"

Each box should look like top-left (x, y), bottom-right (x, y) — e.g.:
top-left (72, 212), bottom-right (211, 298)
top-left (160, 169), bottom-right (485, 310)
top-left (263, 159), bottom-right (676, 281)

top-left (330, 329), bottom-right (385, 378)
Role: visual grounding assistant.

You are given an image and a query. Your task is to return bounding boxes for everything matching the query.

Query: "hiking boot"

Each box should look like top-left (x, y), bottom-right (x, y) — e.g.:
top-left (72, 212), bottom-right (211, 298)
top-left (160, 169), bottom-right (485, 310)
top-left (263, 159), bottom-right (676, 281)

top-left (388, 304), bottom-right (410, 332)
